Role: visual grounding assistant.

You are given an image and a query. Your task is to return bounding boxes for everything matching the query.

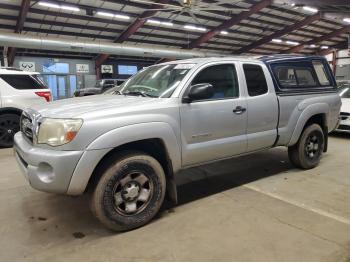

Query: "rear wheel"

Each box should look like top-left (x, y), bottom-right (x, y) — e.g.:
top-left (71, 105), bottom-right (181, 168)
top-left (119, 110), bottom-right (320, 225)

top-left (0, 114), bottom-right (20, 148)
top-left (288, 124), bottom-right (324, 169)
top-left (91, 151), bottom-right (166, 231)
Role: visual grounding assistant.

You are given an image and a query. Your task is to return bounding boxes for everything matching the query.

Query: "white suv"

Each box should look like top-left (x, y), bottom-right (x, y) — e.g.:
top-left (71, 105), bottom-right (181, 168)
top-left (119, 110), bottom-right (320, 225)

top-left (0, 68), bottom-right (51, 147)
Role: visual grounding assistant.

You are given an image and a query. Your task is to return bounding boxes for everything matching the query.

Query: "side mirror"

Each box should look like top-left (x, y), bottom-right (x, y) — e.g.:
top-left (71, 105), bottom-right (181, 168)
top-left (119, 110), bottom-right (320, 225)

top-left (183, 83), bottom-right (214, 103)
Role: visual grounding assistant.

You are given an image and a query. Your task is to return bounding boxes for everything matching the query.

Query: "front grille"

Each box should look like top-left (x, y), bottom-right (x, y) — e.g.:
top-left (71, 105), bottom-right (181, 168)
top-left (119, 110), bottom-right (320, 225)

top-left (20, 114), bottom-right (34, 143)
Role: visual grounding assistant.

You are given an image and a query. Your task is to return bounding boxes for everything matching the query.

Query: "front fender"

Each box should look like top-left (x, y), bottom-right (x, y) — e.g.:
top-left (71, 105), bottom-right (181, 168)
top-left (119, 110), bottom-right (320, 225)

top-left (288, 103), bottom-right (329, 146)
top-left (86, 122), bottom-right (181, 170)
top-left (67, 122), bottom-right (181, 195)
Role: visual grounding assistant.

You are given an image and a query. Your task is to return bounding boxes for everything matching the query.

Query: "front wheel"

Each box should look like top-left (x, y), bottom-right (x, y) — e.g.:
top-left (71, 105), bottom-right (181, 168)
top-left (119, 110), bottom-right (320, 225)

top-left (91, 152), bottom-right (166, 231)
top-left (288, 124), bottom-right (325, 169)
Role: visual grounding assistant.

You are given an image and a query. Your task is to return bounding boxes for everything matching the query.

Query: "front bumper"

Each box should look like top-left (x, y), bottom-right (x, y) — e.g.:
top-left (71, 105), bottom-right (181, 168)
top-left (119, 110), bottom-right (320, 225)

top-left (13, 132), bottom-right (83, 194)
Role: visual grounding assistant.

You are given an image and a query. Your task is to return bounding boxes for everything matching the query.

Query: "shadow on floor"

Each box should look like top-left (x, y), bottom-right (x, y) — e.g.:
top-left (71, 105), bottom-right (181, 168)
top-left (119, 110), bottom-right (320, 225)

top-left (167, 147), bottom-right (292, 207)
top-left (330, 132), bottom-right (350, 139)
top-left (21, 147), bottom-right (293, 237)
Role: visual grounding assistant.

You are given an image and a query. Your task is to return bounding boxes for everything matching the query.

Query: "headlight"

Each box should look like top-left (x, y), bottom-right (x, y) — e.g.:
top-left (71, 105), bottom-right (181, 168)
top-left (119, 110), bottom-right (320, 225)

top-left (37, 118), bottom-right (83, 146)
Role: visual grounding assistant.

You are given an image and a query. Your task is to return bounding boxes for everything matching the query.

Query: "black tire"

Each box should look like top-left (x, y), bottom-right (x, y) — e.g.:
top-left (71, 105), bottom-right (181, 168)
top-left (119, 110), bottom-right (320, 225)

top-left (288, 124), bottom-right (325, 169)
top-left (91, 151), bottom-right (166, 231)
top-left (0, 114), bottom-right (20, 148)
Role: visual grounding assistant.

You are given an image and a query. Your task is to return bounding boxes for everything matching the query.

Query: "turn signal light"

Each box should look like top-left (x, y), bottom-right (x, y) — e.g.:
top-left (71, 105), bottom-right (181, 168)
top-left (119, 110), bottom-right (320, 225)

top-left (35, 91), bottom-right (52, 102)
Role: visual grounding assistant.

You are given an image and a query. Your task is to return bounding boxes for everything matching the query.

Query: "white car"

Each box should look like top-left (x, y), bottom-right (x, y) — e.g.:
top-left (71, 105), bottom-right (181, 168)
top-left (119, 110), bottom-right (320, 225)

top-left (0, 68), bottom-right (51, 147)
top-left (338, 84), bottom-right (350, 133)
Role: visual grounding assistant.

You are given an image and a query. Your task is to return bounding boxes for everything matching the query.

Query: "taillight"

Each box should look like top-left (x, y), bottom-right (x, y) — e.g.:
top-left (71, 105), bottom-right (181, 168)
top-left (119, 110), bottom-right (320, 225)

top-left (35, 91), bottom-right (52, 102)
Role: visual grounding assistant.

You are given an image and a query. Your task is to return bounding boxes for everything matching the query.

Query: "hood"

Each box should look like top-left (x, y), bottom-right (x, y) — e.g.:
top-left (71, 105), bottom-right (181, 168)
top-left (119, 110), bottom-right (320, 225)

top-left (341, 98), bottom-right (350, 113)
top-left (29, 94), bottom-right (161, 118)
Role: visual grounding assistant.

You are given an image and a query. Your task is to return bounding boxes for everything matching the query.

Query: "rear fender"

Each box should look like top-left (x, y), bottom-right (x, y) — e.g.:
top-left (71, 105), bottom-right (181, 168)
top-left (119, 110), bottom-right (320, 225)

top-left (288, 103), bottom-right (329, 146)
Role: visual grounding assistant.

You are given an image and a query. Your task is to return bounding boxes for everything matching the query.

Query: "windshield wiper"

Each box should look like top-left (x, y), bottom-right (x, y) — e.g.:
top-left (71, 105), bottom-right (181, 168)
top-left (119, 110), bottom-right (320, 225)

top-left (123, 91), bottom-right (156, 97)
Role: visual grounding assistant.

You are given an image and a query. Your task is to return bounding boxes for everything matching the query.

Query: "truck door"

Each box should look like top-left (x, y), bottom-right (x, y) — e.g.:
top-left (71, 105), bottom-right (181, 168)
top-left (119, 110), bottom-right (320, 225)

top-left (242, 63), bottom-right (279, 152)
top-left (180, 62), bottom-right (248, 167)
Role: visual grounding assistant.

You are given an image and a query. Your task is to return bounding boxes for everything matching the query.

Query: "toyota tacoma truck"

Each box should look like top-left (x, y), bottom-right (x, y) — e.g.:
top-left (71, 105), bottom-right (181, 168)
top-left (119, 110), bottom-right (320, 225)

top-left (13, 55), bottom-right (341, 231)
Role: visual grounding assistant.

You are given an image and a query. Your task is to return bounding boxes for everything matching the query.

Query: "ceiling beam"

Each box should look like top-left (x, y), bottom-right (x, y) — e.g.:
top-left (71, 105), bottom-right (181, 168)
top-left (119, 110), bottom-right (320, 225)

top-left (95, 0), bottom-right (170, 68)
top-left (235, 13), bottom-right (321, 54)
top-left (318, 41), bottom-right (348, 56)
top-left (287, 25), bottom-right (350, 53)
top-left (186, 0), bottom-right (272, 49)
top-left (8, 0), bottom-right (31, 66)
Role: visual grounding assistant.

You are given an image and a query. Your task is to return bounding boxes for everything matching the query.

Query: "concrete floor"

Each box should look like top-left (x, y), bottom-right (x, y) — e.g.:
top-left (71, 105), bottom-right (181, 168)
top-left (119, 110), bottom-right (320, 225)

top-left (1, 135), bottom-right (350, 262)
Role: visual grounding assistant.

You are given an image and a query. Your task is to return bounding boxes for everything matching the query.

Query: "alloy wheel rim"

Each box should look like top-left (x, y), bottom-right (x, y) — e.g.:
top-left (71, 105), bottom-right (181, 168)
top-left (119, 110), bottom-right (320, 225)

top-left (0, 118), bottom-right (19, 146)
top-left (112, 171), bottom-right (153, 216)
top-left (305, 132), bottom-right (321, 159)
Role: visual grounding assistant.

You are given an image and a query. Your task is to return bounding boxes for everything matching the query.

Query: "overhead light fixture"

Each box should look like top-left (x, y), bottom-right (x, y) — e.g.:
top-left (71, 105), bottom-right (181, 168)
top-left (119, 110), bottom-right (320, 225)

top-left (38, 2), bottom-right (60, 8)
top-left (38, 1), bottom-right (80, 12)
top-left (97, 11), bottom-right (130, 20)
top-left (303, 6), bottom-right (318, 13)
top-left (286, 40), bottom-right (299, 45)
top-left (220, 31), bottom-right (228, 35)
top-left (147, 19), bottom-right (173, 27)
top-left (309, 44), bottom-right (316, 48)
top-left (61, 5), bottom-right (80, 12)
top-left (272, 39), bottom-right (282, 43)
top-left (321, 45), bottom-right (329, 49)
top-left (184, 25), bottom-right (206, 32)
top-left (162, 22), bottom-right (174, 27)
top-left (343, 18), bottom-right (350, 23)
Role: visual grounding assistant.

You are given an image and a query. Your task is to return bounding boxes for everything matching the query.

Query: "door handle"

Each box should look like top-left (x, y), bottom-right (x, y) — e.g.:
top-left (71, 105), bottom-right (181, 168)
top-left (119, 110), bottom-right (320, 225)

top-left (233, 106), bottom-right (246, 115)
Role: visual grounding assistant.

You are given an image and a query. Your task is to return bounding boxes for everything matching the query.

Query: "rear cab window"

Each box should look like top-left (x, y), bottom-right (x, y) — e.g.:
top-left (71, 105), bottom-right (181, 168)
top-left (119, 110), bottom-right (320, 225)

top-left (0, 74), bottom-right (47, 90)
top-left (243, 64), bottom-right (268, 96)
top-left (271, 59), bottom-right (334, 92)
top-left (312, 61), bottom-right (331, 86)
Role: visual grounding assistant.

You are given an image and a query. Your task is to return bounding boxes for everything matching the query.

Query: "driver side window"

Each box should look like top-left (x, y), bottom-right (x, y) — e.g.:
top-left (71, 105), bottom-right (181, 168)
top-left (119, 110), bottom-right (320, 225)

top-left (191, 64), bottom-right (239, 100)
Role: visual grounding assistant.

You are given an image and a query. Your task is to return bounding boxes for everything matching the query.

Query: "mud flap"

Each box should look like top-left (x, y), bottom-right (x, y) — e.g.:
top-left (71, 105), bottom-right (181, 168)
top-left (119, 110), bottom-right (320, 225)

top-left (166, 177), bottom-right (178, 204)
top-left (323, 126), bottom-right (328, 153)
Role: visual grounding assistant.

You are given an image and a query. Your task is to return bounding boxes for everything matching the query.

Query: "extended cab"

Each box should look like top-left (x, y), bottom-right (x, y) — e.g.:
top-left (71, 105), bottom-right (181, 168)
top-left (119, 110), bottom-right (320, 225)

top-left (13, 55), bottom-right (341, 231)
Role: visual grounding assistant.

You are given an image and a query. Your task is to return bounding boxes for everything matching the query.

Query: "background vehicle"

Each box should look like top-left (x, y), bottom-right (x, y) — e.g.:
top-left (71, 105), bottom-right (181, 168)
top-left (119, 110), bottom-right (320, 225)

top-left (74, 79), bottom-right (125, 97)
top-left (0, 67), bottom-right (51, 147)
top-left (337, 81), bottom-right (350, 132)
top-left (14, 55), bottom-right (341, 231)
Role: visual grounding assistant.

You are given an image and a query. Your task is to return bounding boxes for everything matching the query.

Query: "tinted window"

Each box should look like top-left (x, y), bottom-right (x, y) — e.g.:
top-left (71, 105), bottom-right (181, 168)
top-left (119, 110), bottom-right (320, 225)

top-left (313, 61), bottom-right (331, 86)
top-left (275, 68), bottom-right (297, 87)
top-left (274, 67), bottom-right (317, 88)
top-left (0, 75), bottom-right (46, 90)
top-left (191, 64), bottom-right (239, 100)
top-left (295, 68), bottom-right (316, 87)
top-left (243, 64), bottom-right (268, 96)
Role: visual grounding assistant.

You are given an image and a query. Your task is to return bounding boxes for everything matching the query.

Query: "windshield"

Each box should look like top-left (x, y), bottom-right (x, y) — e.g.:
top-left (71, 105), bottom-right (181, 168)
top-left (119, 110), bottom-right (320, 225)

top-left (114, 64), bottom-right (193, 98)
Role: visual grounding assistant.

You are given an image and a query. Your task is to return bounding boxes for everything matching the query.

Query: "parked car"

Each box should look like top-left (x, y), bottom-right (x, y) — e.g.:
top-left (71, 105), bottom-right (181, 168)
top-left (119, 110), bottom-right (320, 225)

top-left (0, 67), bottom-right (51, 147)
top-left (74, 79), bottom-right (124, 97)
top-left (14, 55), bottom-right (341, 231)
top-left (337, 81), bottom-right (350, 133)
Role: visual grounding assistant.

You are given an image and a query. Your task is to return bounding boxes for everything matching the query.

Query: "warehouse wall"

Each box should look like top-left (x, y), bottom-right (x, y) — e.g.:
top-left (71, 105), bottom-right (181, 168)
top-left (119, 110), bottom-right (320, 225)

top-left (13, 56), bottom-right (97, 89)
top-left (325, 50), bottom-right (350, 81)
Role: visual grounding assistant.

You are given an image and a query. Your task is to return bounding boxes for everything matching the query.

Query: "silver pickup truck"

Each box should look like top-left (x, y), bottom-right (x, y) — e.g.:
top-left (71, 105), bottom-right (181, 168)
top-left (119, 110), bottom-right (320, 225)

top-left (14, 55), bottom-right (341, 231)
